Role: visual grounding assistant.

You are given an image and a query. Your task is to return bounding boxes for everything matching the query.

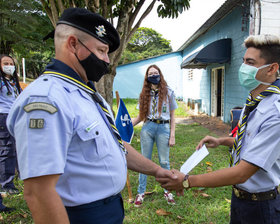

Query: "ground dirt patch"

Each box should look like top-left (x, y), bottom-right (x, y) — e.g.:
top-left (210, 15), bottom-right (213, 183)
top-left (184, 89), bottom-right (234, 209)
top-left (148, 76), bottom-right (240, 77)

top-left (176, 109), bottom-right (231, 137)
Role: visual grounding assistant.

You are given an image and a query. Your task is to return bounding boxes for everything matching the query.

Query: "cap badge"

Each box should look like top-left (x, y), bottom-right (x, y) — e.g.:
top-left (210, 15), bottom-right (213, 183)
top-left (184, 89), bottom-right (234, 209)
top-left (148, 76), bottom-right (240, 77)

top-left (96, 25), bottom-right (106, 37)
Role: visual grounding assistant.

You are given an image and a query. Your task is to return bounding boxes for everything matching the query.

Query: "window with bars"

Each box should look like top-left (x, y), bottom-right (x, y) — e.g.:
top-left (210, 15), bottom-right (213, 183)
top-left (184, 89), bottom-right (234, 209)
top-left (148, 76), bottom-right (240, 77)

top-left (188, 69), bottom-right (193, 81)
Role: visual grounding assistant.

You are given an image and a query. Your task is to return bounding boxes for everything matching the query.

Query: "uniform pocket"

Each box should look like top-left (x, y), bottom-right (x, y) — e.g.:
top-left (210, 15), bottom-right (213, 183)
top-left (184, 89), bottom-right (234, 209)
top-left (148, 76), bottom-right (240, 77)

top-left (77, 121), bottom-right (108, 162)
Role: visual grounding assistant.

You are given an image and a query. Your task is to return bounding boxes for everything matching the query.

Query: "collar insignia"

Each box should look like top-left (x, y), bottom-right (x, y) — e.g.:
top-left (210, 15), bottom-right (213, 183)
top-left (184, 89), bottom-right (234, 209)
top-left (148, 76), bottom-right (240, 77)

top-left (96, 25), bottom-right (106, 37)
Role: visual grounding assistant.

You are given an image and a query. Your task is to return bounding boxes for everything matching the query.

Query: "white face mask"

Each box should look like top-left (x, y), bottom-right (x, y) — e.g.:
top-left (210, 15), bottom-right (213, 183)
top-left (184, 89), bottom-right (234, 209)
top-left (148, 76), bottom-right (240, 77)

top-left (238, 63), bottom-right (272, 91)
top-left (2, 65), bottom-right (15, 76)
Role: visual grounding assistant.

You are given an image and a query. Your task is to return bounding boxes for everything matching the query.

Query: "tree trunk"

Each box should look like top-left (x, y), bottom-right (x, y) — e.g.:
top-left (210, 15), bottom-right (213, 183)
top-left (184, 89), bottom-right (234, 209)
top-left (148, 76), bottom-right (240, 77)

top-left (0, 40), bottom-right (13, 54)
top-left (40, 0), bottom-right (157, 108)
top-left (95, 71), bottom-right (115, 106)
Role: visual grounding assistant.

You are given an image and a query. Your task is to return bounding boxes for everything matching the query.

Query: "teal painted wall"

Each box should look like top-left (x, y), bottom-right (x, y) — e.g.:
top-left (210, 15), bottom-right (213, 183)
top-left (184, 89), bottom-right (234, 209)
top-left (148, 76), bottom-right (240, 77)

top-left (182, 5), bottom-right (250, 123)
top-left (114, 52), bottom-right (183, 99)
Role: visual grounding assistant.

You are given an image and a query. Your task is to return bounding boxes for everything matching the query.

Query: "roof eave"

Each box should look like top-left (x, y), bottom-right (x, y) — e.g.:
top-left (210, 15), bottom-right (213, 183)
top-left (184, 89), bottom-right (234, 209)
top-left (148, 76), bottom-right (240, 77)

top-left (177, 0), bottom-right (244, 51)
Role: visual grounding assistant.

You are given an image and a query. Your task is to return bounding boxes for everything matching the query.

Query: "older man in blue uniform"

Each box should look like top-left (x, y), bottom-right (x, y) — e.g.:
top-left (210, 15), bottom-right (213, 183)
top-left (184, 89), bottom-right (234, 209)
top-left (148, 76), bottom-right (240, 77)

top-left (157, 34), bottom-right (280, 224)
top-left (6, 8), bottom-right (176, 224)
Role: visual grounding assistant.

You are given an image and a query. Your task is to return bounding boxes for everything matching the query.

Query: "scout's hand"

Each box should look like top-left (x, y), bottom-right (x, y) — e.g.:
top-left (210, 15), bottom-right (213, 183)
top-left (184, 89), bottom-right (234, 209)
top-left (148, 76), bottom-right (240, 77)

top-left (196, 135), bottom-right (220, 150)
top-left (169, 136), bottom-right (175, 147)
top-left (156, 169), bottom-right (185, 193)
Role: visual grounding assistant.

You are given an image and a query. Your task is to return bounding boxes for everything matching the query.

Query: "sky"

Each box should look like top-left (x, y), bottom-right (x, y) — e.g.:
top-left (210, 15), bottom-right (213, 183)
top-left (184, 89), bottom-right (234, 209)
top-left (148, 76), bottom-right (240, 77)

top-left (140, 0), bottom-right (226, 51)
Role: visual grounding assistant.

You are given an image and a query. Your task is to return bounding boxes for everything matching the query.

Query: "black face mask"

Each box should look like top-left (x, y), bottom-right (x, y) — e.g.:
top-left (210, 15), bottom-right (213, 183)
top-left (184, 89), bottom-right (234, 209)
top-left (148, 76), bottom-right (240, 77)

top-left (75, 40), bottom-right (109, 82)
top-left (147, 75), bottom-right (160, 84)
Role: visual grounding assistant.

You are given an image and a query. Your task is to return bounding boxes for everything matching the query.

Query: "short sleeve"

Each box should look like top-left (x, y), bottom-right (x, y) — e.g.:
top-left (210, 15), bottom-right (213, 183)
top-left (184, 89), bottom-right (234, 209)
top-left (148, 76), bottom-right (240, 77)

top-left (168, 89), bottom-right (178, 111)
top-left (7, 94), bottom-right (73, 180)
top-left (242, 114), bottom-right (280, 171)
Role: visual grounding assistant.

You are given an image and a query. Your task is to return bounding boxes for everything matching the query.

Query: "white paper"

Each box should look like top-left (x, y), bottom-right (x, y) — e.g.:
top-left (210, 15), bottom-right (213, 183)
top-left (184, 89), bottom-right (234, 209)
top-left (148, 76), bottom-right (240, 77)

top-left (180, 145), bottom-right (209, 174)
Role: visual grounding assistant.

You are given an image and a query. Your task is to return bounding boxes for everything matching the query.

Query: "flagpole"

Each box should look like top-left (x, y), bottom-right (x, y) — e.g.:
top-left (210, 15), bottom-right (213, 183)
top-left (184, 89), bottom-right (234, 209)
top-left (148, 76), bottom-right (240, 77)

top-left (115, 91), bottom-right (134, 203)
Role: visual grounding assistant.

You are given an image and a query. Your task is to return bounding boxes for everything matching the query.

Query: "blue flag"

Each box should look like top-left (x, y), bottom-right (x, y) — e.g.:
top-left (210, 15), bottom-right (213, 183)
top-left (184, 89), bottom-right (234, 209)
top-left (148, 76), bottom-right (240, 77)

top-left (115, 98), bottom-right (134, 143)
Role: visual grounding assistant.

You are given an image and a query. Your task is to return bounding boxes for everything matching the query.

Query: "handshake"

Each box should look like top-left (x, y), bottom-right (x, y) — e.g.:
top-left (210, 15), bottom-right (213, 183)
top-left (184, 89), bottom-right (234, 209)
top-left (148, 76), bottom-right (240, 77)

top-left (155, 168), bottom-right (189, 197)
top-left (155, 143), bottom-right (210, 195)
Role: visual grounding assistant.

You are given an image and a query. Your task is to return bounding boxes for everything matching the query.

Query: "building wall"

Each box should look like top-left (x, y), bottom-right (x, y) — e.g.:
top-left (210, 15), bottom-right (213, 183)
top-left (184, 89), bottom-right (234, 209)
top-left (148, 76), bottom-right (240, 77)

top-left (250, 0), bottom-right (280, 35)
top-left (114, 52), bottom-right (183, 99)
top-left (182, 6), bottom-right (250, 123)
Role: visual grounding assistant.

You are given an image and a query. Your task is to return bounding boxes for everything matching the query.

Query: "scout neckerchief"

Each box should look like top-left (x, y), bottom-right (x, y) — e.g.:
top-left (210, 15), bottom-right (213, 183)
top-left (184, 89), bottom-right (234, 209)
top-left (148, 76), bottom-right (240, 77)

top-left (151, 89), bottom-right (158, 119)
top-left (229, 79), bottom-right (280, 166)
top-left (1, 77), bottom-right (19, 97)
top-left (43, 71), bottom-right (126, 153)
top-left (9, 78), bottom-right (20, 97)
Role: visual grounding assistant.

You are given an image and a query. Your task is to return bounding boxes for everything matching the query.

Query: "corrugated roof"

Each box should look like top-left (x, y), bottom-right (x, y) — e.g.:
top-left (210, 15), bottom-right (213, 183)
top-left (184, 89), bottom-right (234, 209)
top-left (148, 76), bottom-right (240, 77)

top-left (177, 0), bottom-right (244, 51)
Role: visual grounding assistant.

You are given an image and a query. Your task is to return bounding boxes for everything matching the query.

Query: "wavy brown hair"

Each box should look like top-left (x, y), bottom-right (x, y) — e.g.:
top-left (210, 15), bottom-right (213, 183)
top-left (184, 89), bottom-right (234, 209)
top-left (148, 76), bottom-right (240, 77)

top-left (139, 65), bottom-right (168, 121)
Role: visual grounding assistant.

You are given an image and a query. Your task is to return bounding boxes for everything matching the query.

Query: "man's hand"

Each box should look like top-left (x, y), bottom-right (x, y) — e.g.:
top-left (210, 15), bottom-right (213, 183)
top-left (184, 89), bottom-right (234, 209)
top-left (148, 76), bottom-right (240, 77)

top-left (196, 135), bottom-right (220, 150)
top-left (154, 167), bottom-right (178, 180)
top-left (156, 169), bottom-right (185, 196)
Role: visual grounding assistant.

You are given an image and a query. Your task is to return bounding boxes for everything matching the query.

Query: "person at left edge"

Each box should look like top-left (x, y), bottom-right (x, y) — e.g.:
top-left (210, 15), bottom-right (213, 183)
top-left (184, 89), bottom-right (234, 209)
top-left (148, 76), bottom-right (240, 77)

top-left (0, 55), bottom-right (21, 213)
top-left (6, 8), bottom-right (177, 224)
top-left (0, 55), bottom-right (21, 195)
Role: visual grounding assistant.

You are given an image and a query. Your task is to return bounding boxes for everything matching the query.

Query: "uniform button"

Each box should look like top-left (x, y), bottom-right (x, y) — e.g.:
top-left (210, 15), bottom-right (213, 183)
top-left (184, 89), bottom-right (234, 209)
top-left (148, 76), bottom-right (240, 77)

top-left (43, 78), bottom-right (48, 81)
top-left (95, 131), bottom-right (99, 135)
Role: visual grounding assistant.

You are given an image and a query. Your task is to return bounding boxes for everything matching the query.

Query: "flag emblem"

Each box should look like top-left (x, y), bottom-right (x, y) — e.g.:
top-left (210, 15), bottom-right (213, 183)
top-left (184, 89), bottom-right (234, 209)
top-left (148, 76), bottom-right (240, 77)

top-left (115, 99), bottom-right (134, 143)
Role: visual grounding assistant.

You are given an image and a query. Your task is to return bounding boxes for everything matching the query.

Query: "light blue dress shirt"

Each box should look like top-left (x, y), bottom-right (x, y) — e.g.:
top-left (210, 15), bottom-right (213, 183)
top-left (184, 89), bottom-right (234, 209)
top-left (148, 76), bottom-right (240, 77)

top-left (234, 94), bottom-right (280, 193)
top-left (7, 60), bottom-right (127, 206)
top-left (147, 87), bottom-right (178, 120)
top-left (0, 78), bottom-right (19, 113)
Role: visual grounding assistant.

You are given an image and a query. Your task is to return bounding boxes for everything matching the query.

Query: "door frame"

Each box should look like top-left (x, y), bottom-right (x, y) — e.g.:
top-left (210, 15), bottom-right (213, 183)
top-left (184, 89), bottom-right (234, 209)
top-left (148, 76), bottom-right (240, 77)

top-left (211, 66), bottom-right (225, 120)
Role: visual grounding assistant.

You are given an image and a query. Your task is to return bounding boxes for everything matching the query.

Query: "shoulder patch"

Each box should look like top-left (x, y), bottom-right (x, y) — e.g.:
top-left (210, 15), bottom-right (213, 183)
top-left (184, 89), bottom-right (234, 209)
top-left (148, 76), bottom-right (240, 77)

top-left (24, 102), bottom-right (58, 114)
top-left (29, 119), bottom-right (45, 129)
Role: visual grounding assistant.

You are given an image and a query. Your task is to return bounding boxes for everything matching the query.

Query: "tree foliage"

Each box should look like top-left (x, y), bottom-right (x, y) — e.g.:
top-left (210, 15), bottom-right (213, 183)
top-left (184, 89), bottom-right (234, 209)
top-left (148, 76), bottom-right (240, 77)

top-left (119, 27), bottom-right (172, 65)
top-left (3, 0), bottom-right (190, 104)
top-left (0, 0), bottom-right (54, 77)
top-left (39, 0), bottom-right (190, 105)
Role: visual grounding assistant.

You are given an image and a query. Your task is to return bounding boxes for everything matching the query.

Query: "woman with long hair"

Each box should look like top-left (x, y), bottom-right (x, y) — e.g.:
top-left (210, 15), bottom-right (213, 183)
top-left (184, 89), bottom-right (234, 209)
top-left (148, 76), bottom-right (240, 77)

top-left (0, 55), bottom-right (21, 197)
top-left (133, 64), bottom-right (177, 207)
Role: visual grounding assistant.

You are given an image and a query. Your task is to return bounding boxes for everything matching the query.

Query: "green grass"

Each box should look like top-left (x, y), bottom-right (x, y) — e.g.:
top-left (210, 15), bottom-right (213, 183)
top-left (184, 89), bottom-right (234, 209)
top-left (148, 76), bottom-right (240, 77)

top-left (122, 123), bottom-right (231, 224)
top-left (2, 101), bottom-right (231, 223)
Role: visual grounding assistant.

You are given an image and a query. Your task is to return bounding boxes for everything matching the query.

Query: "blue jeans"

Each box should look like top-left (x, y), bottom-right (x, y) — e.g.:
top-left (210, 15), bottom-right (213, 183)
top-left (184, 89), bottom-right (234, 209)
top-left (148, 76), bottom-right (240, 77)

top-left (138, 121), bottom-right (170, 194)
top-left (230, 190), bottom-right (280, 224)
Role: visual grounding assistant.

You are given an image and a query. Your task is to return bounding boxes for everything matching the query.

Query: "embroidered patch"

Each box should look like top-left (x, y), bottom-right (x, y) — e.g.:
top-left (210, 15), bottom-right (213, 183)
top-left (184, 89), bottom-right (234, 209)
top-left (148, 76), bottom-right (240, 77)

top-left (96, 25), bottom-right (106, 37)
top-left (29, 119), bottom-right (44, 129)
top-left (24, 103), bottom-right (57, 114)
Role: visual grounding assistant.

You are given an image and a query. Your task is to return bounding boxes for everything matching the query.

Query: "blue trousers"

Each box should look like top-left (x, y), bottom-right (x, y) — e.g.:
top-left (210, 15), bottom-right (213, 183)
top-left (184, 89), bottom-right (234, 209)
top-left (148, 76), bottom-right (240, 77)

top-left (0, 194), bottom-right (4, 209)
top-left (0, 114), bottom-right (17, 188)
top-left (230, 190), bottom-right (280, 224)
top-left (138, 121), bottom-right (170, 194)
top-left (65, 193), bottom-right (124, 224)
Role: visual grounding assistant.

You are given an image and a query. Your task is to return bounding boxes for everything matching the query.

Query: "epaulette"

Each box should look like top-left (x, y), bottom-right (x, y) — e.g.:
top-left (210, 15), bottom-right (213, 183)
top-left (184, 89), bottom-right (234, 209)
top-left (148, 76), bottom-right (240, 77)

top-left (28, 76), bottom-right (53, 97)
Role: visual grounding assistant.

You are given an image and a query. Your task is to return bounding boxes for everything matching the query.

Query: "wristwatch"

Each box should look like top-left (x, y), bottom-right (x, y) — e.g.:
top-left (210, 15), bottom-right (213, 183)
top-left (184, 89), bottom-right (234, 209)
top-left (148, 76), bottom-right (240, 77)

top-left (182, 174), bottom-right (190, 189)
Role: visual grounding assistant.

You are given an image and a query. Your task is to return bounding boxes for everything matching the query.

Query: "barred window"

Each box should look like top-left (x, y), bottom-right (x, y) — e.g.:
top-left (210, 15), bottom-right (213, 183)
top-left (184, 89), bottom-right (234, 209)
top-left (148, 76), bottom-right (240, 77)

top-left (188, 69), bottom-right (193, 81)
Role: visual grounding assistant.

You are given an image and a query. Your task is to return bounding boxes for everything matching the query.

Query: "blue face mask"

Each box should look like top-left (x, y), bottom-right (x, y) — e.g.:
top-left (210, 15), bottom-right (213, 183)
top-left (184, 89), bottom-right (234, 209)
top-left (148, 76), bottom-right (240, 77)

top-left (147, 74), bottom-right (160, 85)
top-left (238, 63), bottom-right (271, 91)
